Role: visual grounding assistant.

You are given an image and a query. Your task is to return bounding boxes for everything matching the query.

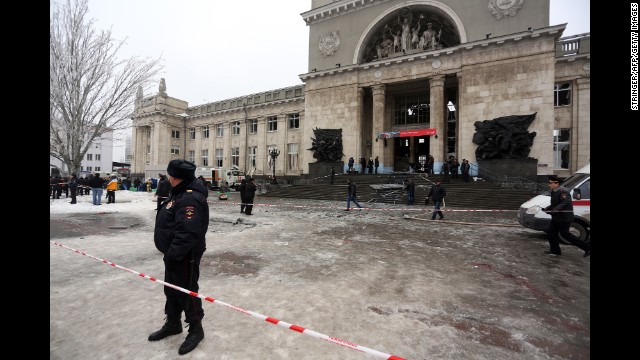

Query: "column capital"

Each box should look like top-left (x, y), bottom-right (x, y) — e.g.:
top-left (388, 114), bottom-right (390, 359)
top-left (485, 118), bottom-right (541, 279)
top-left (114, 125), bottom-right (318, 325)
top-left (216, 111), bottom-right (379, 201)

top-left (371, 84), bottom-right (386, 96)
top-left (429, 75), bottom-right (445, 88)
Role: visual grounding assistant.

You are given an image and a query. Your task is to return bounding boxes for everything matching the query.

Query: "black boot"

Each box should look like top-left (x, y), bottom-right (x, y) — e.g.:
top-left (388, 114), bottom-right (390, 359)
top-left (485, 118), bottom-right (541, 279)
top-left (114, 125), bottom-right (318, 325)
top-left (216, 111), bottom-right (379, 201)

top-left (178, 321), bottom-right (204, 355)
top-left (148, 314), bottom-right (182, 341)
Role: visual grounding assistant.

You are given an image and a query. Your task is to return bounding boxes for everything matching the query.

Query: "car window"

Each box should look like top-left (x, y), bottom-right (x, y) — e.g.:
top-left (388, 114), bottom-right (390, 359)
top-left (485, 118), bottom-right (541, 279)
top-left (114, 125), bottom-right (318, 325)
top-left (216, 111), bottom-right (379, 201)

top-left (576, 179), bottom-right (590, 199)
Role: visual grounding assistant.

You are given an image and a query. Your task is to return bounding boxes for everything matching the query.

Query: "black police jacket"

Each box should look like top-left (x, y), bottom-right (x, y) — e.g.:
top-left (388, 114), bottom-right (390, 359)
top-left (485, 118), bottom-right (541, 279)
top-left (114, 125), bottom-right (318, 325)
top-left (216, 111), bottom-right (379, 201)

top-left (545, 186), bottom-right (574, 223)
top-left (154, 177), bottom-right (209, 262)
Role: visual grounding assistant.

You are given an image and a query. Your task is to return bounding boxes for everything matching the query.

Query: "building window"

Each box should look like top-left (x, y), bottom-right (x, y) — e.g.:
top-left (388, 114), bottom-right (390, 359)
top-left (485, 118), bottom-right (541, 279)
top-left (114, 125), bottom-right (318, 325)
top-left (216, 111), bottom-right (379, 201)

top-left (216, 124), bottom-right (224, 137)
top-left (554, 82), bottom-right (571, 107)
top-left (87, 166), bottom-right (92, 172)
top-left (189, 128), bottom-right (196, 140)
top-left (247, 146), bottom-right (257, 168)
top-left (287, 143), bottom-right (298, 171)
top-left (254, 96), bottom-right (260, 103)
top-left (202, 126), bottom-right (210, 139)
top-left (288, 113), bottom-right (299, 129)
top-left (553, 129), bottom-right (570, 169)
top-left (201, 149), bottom-right (209, 167)
top-left (188, 150), bottom-right (195, 163)
top-left (232, 121), bottom-right (241, 135)
top-left (215, 149), bottom-right (224, 167)
top-left (147, 129), bottom-right (151, 138)
top-left (95, 167), bottom-right (100, 171)
top-left (86, 154), bottom-right (93, 161)
top-left (394, 95), bottom-right (430, 125)
top-left (249, 119), bottom-right (258, 134)
top-left (146, 145), bottom-right (151, 154)
top-left (267, 116), bottom-right (278, 132)
top-left (171, 146), bottom-right (180, 155)
top-left (171, 130), bottom-right (180, 139)
top-left (231, 147), bottom-right (240, 166)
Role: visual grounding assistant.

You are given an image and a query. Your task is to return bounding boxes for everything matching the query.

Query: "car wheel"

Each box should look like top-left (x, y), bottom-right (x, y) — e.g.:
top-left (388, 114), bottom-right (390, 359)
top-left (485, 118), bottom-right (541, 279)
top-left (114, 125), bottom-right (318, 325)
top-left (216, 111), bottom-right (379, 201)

top-left (559, 221), bottom-right (589, 244)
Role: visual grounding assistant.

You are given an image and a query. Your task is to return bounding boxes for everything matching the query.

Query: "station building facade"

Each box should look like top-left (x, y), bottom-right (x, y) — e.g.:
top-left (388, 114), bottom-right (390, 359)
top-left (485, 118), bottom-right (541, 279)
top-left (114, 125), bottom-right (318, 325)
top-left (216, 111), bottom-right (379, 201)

top-left (131, 0), bottom-right (590, 180)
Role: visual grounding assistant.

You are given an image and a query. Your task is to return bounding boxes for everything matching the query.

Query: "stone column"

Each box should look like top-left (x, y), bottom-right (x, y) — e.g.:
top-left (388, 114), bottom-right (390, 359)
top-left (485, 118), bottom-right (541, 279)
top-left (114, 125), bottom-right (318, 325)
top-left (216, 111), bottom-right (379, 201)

top-left (194, 126), bottom-right (202, 166)
top-left (574, 77), bottom-right (590, 171)
top-left (371, 84), bottom-right (387, 171)
top-left (429, 75), bottom-right (445, 164)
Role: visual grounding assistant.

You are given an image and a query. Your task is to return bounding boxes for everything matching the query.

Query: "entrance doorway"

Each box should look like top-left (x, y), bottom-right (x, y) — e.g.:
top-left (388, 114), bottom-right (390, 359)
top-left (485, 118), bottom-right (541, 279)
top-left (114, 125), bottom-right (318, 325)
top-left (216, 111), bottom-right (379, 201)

top-left (393, 135), bottom-right (430, 172)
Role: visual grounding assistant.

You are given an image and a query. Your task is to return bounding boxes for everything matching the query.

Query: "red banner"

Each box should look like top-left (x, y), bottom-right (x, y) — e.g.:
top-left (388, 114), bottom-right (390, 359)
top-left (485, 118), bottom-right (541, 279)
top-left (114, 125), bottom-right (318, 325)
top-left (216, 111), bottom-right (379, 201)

top-left (377, 128), bottom-right (437, 139)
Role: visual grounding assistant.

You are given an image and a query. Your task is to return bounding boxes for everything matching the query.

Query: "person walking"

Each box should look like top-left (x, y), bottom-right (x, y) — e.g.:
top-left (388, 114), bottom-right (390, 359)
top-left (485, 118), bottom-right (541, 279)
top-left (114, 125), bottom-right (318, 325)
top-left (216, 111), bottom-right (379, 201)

top-left (68, 174), bottom-right (78, 204)
top-left (360, 156), bottom-right (367, 174)
top-left (426, 180), bottom-right (446, 220)
top-left (239, 178), bottom-right (248, 213)
top-left (106, 176), bottom-right (118, 203)
top-left (543, 175), bottom-right (590, 257)
top-left (149, 160), bottom-right (209, 355)
top-left (154, 174), bottom-right (171, 210)
top-left (374, 156), bottom-right (380, 174)
top-left (348, 157), bottom-right (355, 173)
top-left (330, 166), bottom-right (335, 185)
top-left (367, 158), bottom-right (374, 174)
top-left (405, 178), bottom-right (415, 205)
top-left (344, 178), bottom-right (363, 211)
top-left (243, 178), bottom-right (257, 215)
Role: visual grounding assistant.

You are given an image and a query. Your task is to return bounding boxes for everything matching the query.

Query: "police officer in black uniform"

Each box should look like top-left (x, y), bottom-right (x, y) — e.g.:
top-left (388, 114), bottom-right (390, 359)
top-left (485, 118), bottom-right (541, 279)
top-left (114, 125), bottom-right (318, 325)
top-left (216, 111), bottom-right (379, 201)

top-left (543, 175), bottom-right (590, 257)
top-left (148, 160), bottom-right (209, 355)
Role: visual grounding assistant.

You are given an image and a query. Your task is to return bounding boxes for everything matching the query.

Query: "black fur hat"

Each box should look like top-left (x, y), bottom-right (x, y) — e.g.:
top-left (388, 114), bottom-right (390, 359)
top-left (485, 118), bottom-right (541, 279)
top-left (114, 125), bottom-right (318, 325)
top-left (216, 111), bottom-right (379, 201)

top-left (166, 160), bottom-right (196, 179)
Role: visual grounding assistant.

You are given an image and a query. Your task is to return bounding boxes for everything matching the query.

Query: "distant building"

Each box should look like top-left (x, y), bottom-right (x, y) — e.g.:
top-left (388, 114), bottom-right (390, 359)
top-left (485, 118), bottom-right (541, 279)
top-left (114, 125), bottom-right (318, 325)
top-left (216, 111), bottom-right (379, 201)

top-left (131, 0), bottom-right (589, 179)
top-left (50, 130), bottom-right (114, 177)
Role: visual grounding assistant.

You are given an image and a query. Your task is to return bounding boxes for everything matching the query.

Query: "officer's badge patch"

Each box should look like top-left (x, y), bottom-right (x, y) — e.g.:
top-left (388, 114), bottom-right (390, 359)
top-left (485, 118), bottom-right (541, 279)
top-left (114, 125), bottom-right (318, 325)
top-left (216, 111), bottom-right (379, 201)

top-left (166, 201), bottom-right (174, 209)
top-left (561, 193), bottom-right (567, 200)
top-left (185, 206), bottom-right (195, 219)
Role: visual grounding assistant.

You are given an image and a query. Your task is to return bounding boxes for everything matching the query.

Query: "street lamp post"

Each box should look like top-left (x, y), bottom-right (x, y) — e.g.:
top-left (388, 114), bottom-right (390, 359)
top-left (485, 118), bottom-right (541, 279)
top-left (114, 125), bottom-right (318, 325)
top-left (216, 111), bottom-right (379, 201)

top-left (269, 148), bottom-right (280, 184)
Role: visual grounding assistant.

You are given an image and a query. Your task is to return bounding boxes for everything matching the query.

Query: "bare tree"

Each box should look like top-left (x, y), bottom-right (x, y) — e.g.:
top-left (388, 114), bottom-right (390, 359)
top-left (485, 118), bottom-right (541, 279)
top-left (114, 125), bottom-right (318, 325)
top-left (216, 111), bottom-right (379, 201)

top-left (50, 0), bottom-right (163, 174)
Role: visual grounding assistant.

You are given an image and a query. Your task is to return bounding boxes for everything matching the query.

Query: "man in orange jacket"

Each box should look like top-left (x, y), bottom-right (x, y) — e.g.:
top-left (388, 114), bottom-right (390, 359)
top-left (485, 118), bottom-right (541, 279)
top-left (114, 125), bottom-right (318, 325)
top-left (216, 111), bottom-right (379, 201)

top-left (106, 175), bottom-right (118, 203)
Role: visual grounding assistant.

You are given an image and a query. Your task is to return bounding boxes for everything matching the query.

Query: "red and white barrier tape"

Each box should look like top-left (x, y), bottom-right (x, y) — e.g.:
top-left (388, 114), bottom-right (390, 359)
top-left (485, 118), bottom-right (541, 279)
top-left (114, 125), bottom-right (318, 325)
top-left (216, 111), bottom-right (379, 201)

top-left (50, 241), bottom-right (405, 360)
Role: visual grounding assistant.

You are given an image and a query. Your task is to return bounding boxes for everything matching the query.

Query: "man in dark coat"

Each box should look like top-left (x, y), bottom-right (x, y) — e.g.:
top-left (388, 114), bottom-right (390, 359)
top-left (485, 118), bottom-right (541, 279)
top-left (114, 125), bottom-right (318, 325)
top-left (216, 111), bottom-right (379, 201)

top-left (149, 160), bottom-right (209, 355)
top-left (243, 178), bottom-right (257, 215)
top-left (426, 180), bottom-right (446, 220)
top-left (239, 178), bottom-right (247, 213)
top-left (154, 174), bottom-right (171, 210)
top-left (68, 174), bottom-right (78, 204)
top-left (543, 175), bottom-right (590, 257)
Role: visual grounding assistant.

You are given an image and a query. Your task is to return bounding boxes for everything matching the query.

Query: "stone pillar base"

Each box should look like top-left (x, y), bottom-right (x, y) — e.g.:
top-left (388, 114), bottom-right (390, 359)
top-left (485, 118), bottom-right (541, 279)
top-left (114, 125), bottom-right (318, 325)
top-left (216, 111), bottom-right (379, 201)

top-left (308, 162), bottom-right (344, 180)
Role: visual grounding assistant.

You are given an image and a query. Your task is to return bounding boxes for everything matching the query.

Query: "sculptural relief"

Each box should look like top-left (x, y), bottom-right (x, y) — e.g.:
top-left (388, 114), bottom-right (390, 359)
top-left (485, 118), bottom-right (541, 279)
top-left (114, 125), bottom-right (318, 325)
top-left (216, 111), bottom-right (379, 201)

top-left (319, 30), bottom-right (340, 57)
top-left (308, 128), bottom-right (344, 163)
top-left (488, 0), bottom-right (525, 20)
top-left (364, 8), bottom-right (449, 63)
top-left (472, 113), bottom-right (537, 160)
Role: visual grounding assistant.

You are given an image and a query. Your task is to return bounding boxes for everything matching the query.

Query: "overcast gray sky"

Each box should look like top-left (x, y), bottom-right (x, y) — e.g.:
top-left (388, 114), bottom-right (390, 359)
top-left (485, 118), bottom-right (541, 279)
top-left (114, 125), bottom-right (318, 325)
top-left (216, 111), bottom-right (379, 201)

top-left (75, 0), bottom-right (589, 162)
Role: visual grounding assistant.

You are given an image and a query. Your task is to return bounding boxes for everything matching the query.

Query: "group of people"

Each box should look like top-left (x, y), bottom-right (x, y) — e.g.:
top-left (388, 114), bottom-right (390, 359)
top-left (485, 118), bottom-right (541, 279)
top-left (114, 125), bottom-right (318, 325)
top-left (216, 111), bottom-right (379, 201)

top-left (346, 156), bottom-right (380, 174)
top-left (50, 173), bottom-right (121, 205)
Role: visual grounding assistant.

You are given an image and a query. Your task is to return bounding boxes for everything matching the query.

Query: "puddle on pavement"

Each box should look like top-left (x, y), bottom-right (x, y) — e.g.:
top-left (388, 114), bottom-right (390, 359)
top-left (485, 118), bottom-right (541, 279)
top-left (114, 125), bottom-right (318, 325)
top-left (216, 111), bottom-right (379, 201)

top-left (201, 251), bottom-right (262, 277)
top-left (50, 214), bottom-right (142, 239)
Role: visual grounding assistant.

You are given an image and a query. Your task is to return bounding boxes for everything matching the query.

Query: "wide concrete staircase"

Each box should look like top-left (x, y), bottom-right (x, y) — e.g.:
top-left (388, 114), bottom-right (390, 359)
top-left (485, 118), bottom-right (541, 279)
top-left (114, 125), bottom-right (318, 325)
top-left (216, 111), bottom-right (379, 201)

top-left (259, 172), bottom-right (539, 210)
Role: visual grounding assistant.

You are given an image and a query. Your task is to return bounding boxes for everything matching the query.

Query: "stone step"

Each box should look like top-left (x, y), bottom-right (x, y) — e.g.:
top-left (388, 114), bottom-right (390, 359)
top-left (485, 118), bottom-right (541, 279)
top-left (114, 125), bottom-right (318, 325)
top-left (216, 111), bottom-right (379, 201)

top-left (260, 173), bottom-right (539, 210)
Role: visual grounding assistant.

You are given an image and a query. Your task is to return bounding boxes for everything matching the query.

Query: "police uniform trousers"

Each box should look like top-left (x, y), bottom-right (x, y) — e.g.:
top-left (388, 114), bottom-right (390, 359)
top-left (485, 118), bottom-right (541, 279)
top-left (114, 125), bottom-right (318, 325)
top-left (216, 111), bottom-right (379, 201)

top-left (163, 257), bottom-right (204, 323)
top-left (547, 221), bottom-right (589, 255)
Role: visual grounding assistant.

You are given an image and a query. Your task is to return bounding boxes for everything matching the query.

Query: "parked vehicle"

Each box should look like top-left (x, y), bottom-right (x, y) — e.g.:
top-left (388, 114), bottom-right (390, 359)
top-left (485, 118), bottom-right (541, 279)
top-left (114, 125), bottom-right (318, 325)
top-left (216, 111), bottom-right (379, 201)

top-left (518, 163), bottom-right (590, 242)
top-left (194, 166), bottom-right (246, 190)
